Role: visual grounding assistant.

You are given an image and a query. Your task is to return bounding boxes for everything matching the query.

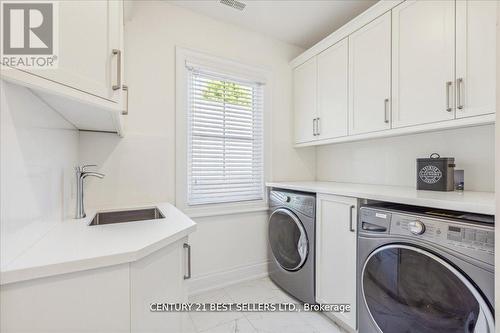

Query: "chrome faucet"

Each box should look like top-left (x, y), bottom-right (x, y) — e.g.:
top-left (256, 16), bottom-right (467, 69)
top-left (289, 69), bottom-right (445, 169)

top-left (75, 165), bottom-right (105, 219)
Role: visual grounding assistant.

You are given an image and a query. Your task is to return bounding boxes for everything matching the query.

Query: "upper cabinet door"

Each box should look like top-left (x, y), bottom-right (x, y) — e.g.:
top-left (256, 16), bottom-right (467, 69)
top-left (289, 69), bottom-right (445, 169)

top-left (26, 0), bottom-right (123, 102)
top-left (348, 12), bottom-right (391, 135)
top-left (456, 0), bottom-right (497, 118)
top-left (317, 38), bottom-right (349, 140)
top-left (392, 0), bottom-right (455, 128)
top-left (294, 57), bottom-right (317, 144)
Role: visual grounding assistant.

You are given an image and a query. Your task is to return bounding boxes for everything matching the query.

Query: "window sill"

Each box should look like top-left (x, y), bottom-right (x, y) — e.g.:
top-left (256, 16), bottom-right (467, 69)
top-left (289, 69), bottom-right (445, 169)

top-left (180, 201), bottom-right (269, 219)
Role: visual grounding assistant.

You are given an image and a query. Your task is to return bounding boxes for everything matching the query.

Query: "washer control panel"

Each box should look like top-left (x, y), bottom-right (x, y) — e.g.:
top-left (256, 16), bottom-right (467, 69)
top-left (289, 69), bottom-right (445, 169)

top-left (288, 196), bottom-right (315, 217)
top-left (408, 220), bottom-right (425, 235)
top-left (269, 190), bottom-right (315, 217)
top-left (391, 214), bottom-right (494, 264)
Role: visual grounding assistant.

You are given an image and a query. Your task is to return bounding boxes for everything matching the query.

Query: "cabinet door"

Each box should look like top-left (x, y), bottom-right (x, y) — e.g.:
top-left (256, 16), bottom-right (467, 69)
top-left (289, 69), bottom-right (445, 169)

top-left (294, 57), bottom-right (317, 144)
top-left (392, 0), bottom-right (455, 128)
top-left (316, 194), bottom-right (357, 330)
top-left (130, 239), bottom-right (188, 333)
top-left (455, 0), bottom-right (497, 118)
top-left (1, 264), bottom-right (130, 333)
top-left (317, 38), bottom-right (348, 139)
top-left (348, 12), bottom-right (391, 135)
top-left (26, 0), bottom-right (123, 102)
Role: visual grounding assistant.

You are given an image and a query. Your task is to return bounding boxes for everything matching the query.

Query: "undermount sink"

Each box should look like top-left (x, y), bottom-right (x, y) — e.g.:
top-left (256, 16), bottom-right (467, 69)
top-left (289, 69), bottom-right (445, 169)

top-left (89, 207), bottom-right (165, 226)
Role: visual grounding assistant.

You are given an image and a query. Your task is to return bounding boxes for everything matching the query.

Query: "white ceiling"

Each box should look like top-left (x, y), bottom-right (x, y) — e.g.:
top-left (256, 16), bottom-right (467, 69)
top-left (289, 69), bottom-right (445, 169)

top-left (168, 0), bottom-right (378, 49)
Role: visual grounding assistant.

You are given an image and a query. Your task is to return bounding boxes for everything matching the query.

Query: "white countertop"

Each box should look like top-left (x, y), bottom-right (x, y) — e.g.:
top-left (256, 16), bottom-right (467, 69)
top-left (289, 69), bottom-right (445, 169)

top-left (0, 203), bottom-right (196, 285)
top-left (266, 181), bottom-right (495, 215)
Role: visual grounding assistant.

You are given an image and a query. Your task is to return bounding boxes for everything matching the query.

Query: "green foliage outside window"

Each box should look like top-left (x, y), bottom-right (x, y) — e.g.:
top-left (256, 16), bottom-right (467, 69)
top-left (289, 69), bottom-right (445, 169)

top-left (202, 80), bottom-right (251, 107)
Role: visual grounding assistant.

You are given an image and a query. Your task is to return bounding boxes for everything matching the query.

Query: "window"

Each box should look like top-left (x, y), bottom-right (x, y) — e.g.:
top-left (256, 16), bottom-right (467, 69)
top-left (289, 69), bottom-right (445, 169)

top-left (186, 64), bottom-right (265, 206)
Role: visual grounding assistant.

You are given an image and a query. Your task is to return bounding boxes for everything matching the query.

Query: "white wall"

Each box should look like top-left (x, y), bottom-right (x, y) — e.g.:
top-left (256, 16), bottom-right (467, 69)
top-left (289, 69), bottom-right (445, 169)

top-left (316, 125), bottom-right (495, 192)
top-left (79, 1), bottom-right (315, 292)
top-left (0, 81), bottom-right (79, 267)
top-left (187, 211), bottom-right (269, 293)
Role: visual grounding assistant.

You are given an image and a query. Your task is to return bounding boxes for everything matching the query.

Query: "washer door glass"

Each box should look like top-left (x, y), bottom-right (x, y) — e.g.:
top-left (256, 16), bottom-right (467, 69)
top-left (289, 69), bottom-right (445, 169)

top-left (268, 208), bottom-right (308, 271)
top-left (362, 245), bottom-right (494, 333)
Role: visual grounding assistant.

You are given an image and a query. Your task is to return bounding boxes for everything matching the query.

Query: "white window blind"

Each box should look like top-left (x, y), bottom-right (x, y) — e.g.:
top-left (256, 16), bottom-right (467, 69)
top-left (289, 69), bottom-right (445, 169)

top-left (186, 64), bottom-right (265, 206)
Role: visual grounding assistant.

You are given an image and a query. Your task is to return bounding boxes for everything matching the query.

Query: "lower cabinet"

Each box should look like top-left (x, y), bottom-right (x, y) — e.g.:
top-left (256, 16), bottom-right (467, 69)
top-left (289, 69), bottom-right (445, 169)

top-left (316, 194), bottom-right (357, 331)
top-left (0, 263), bottom-right (131, 333)
top-left (0, 238), bottom-right (190, 333)
top-left (131, 239), bottom-right (189, 333)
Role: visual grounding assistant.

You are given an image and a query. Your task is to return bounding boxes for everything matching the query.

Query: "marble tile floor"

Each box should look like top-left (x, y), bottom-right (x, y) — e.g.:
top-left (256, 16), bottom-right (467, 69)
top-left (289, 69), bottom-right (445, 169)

top-left (182, 277), bottom-right (346, 333)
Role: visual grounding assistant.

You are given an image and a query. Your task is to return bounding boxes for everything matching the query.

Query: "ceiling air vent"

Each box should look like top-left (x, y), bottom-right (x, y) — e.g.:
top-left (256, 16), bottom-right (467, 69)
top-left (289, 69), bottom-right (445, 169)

top-left (220, 0), bottom-right (246, 11)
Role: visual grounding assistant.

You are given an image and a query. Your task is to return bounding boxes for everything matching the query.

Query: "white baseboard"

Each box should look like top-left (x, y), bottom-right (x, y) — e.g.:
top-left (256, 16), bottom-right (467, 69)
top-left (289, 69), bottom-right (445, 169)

top-left (323, 312), bottom-right (355, 333)
top-left (188, 261), bottom-right (269, 296)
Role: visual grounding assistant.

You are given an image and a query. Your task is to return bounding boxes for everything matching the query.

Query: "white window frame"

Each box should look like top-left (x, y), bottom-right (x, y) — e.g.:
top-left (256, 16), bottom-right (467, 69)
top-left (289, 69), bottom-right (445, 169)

top-left (175, 47), bottom-right (272, 218)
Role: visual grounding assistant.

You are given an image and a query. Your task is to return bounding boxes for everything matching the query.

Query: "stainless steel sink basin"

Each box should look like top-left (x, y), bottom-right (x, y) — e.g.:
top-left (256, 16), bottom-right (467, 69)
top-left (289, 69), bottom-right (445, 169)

top-left (89, 207), bottom-right (165, 226)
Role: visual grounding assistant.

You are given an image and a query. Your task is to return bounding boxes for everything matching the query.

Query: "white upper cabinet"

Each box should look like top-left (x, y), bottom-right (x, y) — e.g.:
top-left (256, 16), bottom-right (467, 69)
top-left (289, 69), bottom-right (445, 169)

top-left (26, 0), bottom-right (123, 102)
top-left (294, 39), bottom-right (349, 144)
top-left (294, 57), bottom-right (317, 144)
top-left (1, 0), bottom-right (125, 135)
top-left (292, 0), bottom-right (496, 146)
top-left (317, 38), bottom-right (349, 139)
top-left (392, 0), bottom-right (456, 128)
top-left (455, 0), bottom-right (497, 118)
top-left (348, 12), bottom-right (391, 135)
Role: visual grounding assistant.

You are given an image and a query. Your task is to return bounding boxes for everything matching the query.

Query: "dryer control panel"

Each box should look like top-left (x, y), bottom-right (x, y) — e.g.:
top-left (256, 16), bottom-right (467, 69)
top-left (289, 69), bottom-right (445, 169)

top-left (391, 214), bottom-right (494, 264)
top-left (360, 205), bottom-right (494, 266)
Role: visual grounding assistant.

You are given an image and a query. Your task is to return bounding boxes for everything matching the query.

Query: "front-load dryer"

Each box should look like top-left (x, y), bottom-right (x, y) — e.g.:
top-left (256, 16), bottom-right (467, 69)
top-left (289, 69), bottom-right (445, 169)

top-left (268, 189), bottom-right (315, 304)
top-left (358, 204), bottom-right (495, 333)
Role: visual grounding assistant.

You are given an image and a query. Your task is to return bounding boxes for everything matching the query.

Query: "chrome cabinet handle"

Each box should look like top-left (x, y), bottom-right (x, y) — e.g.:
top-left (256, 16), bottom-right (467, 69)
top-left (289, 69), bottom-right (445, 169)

top-left (313, 118), bottom-right (317, 136)
top-left (112, 49), bottom-right (122, 91)
top-left (349, 205), bottom-right (355, 232)
top-left (183, 243), bottom-right (191, 280)
top-left (384, 98), bottom-right (389, 123)
top-left (445, 81), bottom-right (453, 112)
top-left (316, 117), bottom-right (320, 136)
top-left (122, 84), bottom-right (129, 115)
top-left (457, 78), bottom-right (464, 110)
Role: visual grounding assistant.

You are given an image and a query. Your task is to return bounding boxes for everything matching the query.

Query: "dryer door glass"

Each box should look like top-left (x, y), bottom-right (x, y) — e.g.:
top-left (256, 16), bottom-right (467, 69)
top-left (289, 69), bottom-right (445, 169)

top-left (268, 208), bottom-right (308, 271)
top-left (362, 245), bottom-right (493, 333)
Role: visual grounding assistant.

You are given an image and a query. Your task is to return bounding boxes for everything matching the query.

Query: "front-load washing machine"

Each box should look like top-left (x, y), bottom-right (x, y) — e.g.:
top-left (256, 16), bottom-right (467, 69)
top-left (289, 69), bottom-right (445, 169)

top-left (358, 204), bottom-right (494, 333)
top-left (268, 189), bottom-right (315, 304)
